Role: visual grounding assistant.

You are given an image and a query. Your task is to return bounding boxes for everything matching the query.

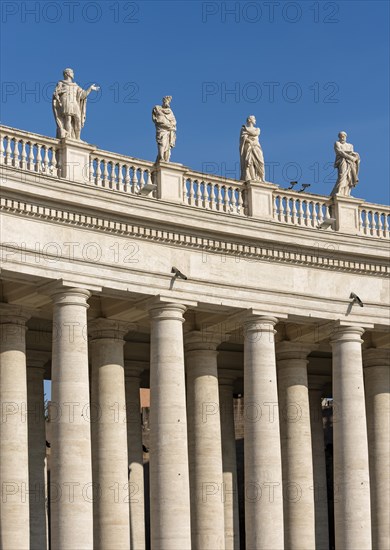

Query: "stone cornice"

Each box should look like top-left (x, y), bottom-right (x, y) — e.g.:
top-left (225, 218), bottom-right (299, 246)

top-left (1, 193), bottom-right (389, 278)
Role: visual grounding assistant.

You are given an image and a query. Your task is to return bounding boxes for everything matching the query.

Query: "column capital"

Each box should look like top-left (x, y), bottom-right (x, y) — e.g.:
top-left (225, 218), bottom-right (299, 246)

top-left (363, 347), bottom-right (390, 368)
top-left (242, 315), bottom-right (278, 333)
top-left (88, 317), bottom-right (129, 341)
top-left (42, 284), bottom-right (91, 308)
top-left (308, 374), bottom-right (330, 392)
top-left (218, 368), bottom-right (241, 386)
top-left (184, 329), bottom-right (221, 351)
top-left (148, 301), bottom-right (187, 322)
top-left (330, 325), bottom-right (364, 344)
top-left (276, 340), bottom-right (316, 362)
top-left (26, 350), bottom-right (50, 370)
top-left (0, 303), bottom-right (32, 325)
top-left (38, 279), bottom-right (101, 299)
top-left (124, 360), bottom-right (148, 378)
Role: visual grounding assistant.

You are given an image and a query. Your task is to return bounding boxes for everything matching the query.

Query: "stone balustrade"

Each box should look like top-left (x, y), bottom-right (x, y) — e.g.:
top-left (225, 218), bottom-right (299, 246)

top-left (183, 170), bottom-right (245, 215)
top-left (1, 124), bottom-right (388, 238)
top-left (359, 204), bottom-right (390, 238)
top-left (89, 149), bottom-right (154, 194)
top-left (273, 191), bottom-right (331, 228)
top-left (0, 126), bottom-right (60, 177)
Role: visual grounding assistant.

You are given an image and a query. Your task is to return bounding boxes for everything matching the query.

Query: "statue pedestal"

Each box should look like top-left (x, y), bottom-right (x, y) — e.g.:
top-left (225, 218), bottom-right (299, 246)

top-left (59, 139), bottom-right (96, 184)
top-left (153, 161), bottom-right (185, 204)
top-left (245, 180), bottom-right (278, 220)
top-left (330, 195), bottom-right (363, 235)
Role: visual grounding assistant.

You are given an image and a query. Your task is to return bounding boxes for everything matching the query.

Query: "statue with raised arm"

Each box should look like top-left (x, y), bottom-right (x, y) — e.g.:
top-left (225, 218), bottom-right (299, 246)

top-left (52, 68), bottom-right (99, 140)
top-left (240, 115), bottom-right (265, 182)
top-left (152, 96), bottom-right (176, 162)
top-left (331, 131), bottom-right (360, 196)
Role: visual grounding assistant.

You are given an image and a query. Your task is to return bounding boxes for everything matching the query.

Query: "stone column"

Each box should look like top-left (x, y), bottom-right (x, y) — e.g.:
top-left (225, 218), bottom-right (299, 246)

top-left (125, 361), bottom-right (146, 550)
top-left (49, 288), bottom-right (94, 550)
top-left (243, 315), bottom-right (284, 550)
top-left (330, 326), bottom-right (371, 550)
top-left (185, 331), bottom-right (225, 550)
top-left (148, 302), bottom-right (191, 550)
top-left (276, 342), bottom-right (316, 550)
top-left (89, 319), bottom-right (130, 550)
top-left (363, 348), bottom-right (390, 550)
top-left (308, 379), bottom-right (329, 550)
top-left (0, 304), bottom-right (31, 550)
top-left (219, 369), bottom-right (240, 550)
top-left (27, 351), bottom-right (49, 550)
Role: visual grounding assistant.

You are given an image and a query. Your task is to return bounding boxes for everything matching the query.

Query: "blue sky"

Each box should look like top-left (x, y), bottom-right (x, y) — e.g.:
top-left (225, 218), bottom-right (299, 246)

top-left (1, 0), bottom-right (389, 204)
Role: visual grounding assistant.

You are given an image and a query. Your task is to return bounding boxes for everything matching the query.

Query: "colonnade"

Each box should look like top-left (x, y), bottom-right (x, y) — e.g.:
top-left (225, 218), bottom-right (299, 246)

top-left (0, 292), bottom-right (389, 550)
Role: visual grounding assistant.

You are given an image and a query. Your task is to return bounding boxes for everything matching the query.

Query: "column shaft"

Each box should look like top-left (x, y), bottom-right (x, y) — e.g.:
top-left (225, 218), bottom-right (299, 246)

top-left (363, 349), bottom-right (390, 550)
top-left (243, 316), bottom-right (284, 550)
top-left (277, 343), bottom-right (316, 549)
top-left (0, 306), bottom-right (30, 550)
top-left (27, 358), bottom-right (49, 550)
top-left (331, 326), bottom-right (371, 549)
top-left (308, 387), bottom-right (329, 550)
top-left (125, 363), bottom-right (146, 550)
top-left (90, 320), bottom-right (130, 550)
top-left (149, 303), bottom-right (191, 550)
top-left (219, 373), bottom-right (240, 550)
top-left (186, 334), bottom-right (225, 549)
top-left (50, 288), bottom-right (93, 549)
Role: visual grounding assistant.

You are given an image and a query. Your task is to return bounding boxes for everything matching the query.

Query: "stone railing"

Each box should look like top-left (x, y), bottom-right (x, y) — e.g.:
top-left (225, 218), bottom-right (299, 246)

top-left (183, 171), bottom-right (246, 215)
top-left (1, 124), bottom-right (389, 239)
top-left (0, 126), bottom-right (60, 177)
top-left (273, 190), bottom-right (331, 228)
top-left (89, 149), bottom-right (154, 194)
top-left (359, 204), bottom-right (390, 238)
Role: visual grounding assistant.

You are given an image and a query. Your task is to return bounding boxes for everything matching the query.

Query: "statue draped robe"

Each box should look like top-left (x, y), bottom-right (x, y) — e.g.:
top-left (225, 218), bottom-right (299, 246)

top-left (52, 80), bottom-right (88, 139)
top-left (240, 124), bottom-right (265, 181)
top-left (152, 105), bottom-right (176, 162)
top-left (331, 140), bottom-right (360, 196)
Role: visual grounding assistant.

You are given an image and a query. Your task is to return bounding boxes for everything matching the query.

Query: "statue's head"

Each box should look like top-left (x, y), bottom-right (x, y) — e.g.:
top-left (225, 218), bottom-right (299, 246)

top-left (162, 96), bottom-right (172, 107)
top-left (63, 68), bottom-right (74, 80)
top-left (338, 131), bottom-right (347, 142)
top-left (247, 115), bottom-right (256, 125)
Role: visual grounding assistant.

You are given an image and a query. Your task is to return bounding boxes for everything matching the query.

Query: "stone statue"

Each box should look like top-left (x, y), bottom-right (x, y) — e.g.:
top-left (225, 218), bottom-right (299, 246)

top-left (152, 96), bottom-right (176, 162)
top-left (240, 115), bottom-right (265, 182)
top-left (331, 131), bottom-right (360, 196)
top-left (52, 68), bottom-right (99, 140)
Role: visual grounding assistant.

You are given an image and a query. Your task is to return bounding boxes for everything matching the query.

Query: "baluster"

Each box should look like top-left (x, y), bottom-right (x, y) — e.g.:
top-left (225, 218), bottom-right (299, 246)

top-left (277, 196), bottom-right (283, 222)
top-left (108, 162), bottom-right (114, 189)
top-left (308, 201), bottom-right (315, 227)
top-left (118, 163), bottom-right (124, 191)
top-left (291, 198), bottom-right (297, 224)
top-left (130, 166), bottom-right (137, 193)
top-left (28, 142), bottom-right (34, 171)
top-left (385, 214), bottom-right (390, 238)
top-left (51, 147), bottom-right (58, 177)
top-left (139, 168), bottom-right (145, 191)
top-left (43, 145), bottom-right (50, 173)
top-left (36, 144), bottom-right (42, 173)
top-left (297, 199), bottom-right (304, 225)
top-left (12, 138), bottom-right (19, 168)
top-left (221, 186), bottom-right (227, 212)
top-left (102, 160), bottom-right (108, 187)
top-left (215, 185), bottom-right (221, 210)
top-left (317, 202), bottom-right (324, 225)
top-left (377, 213), bottom-right (384, 238)
top-left (20, 140), bottom-right (27, 170)
top-left (0, 133), bottom-right (4, 165)
top-left (124, 164), bottom-right (130, 192)
top-left (5, 136), bottom-right (12, 165)
top-left (96, 159), bottom-right (102, 186)
top-left (207, 183), bottom-right (213, 210)
top-left (188, 179), bottom-right (194, 206)
top-left (89, 156), bottom-right (94, 183)
top-left (113, 163), bottom-right (119, 190)
top-left (237, 188), bottom-right (243, 214)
